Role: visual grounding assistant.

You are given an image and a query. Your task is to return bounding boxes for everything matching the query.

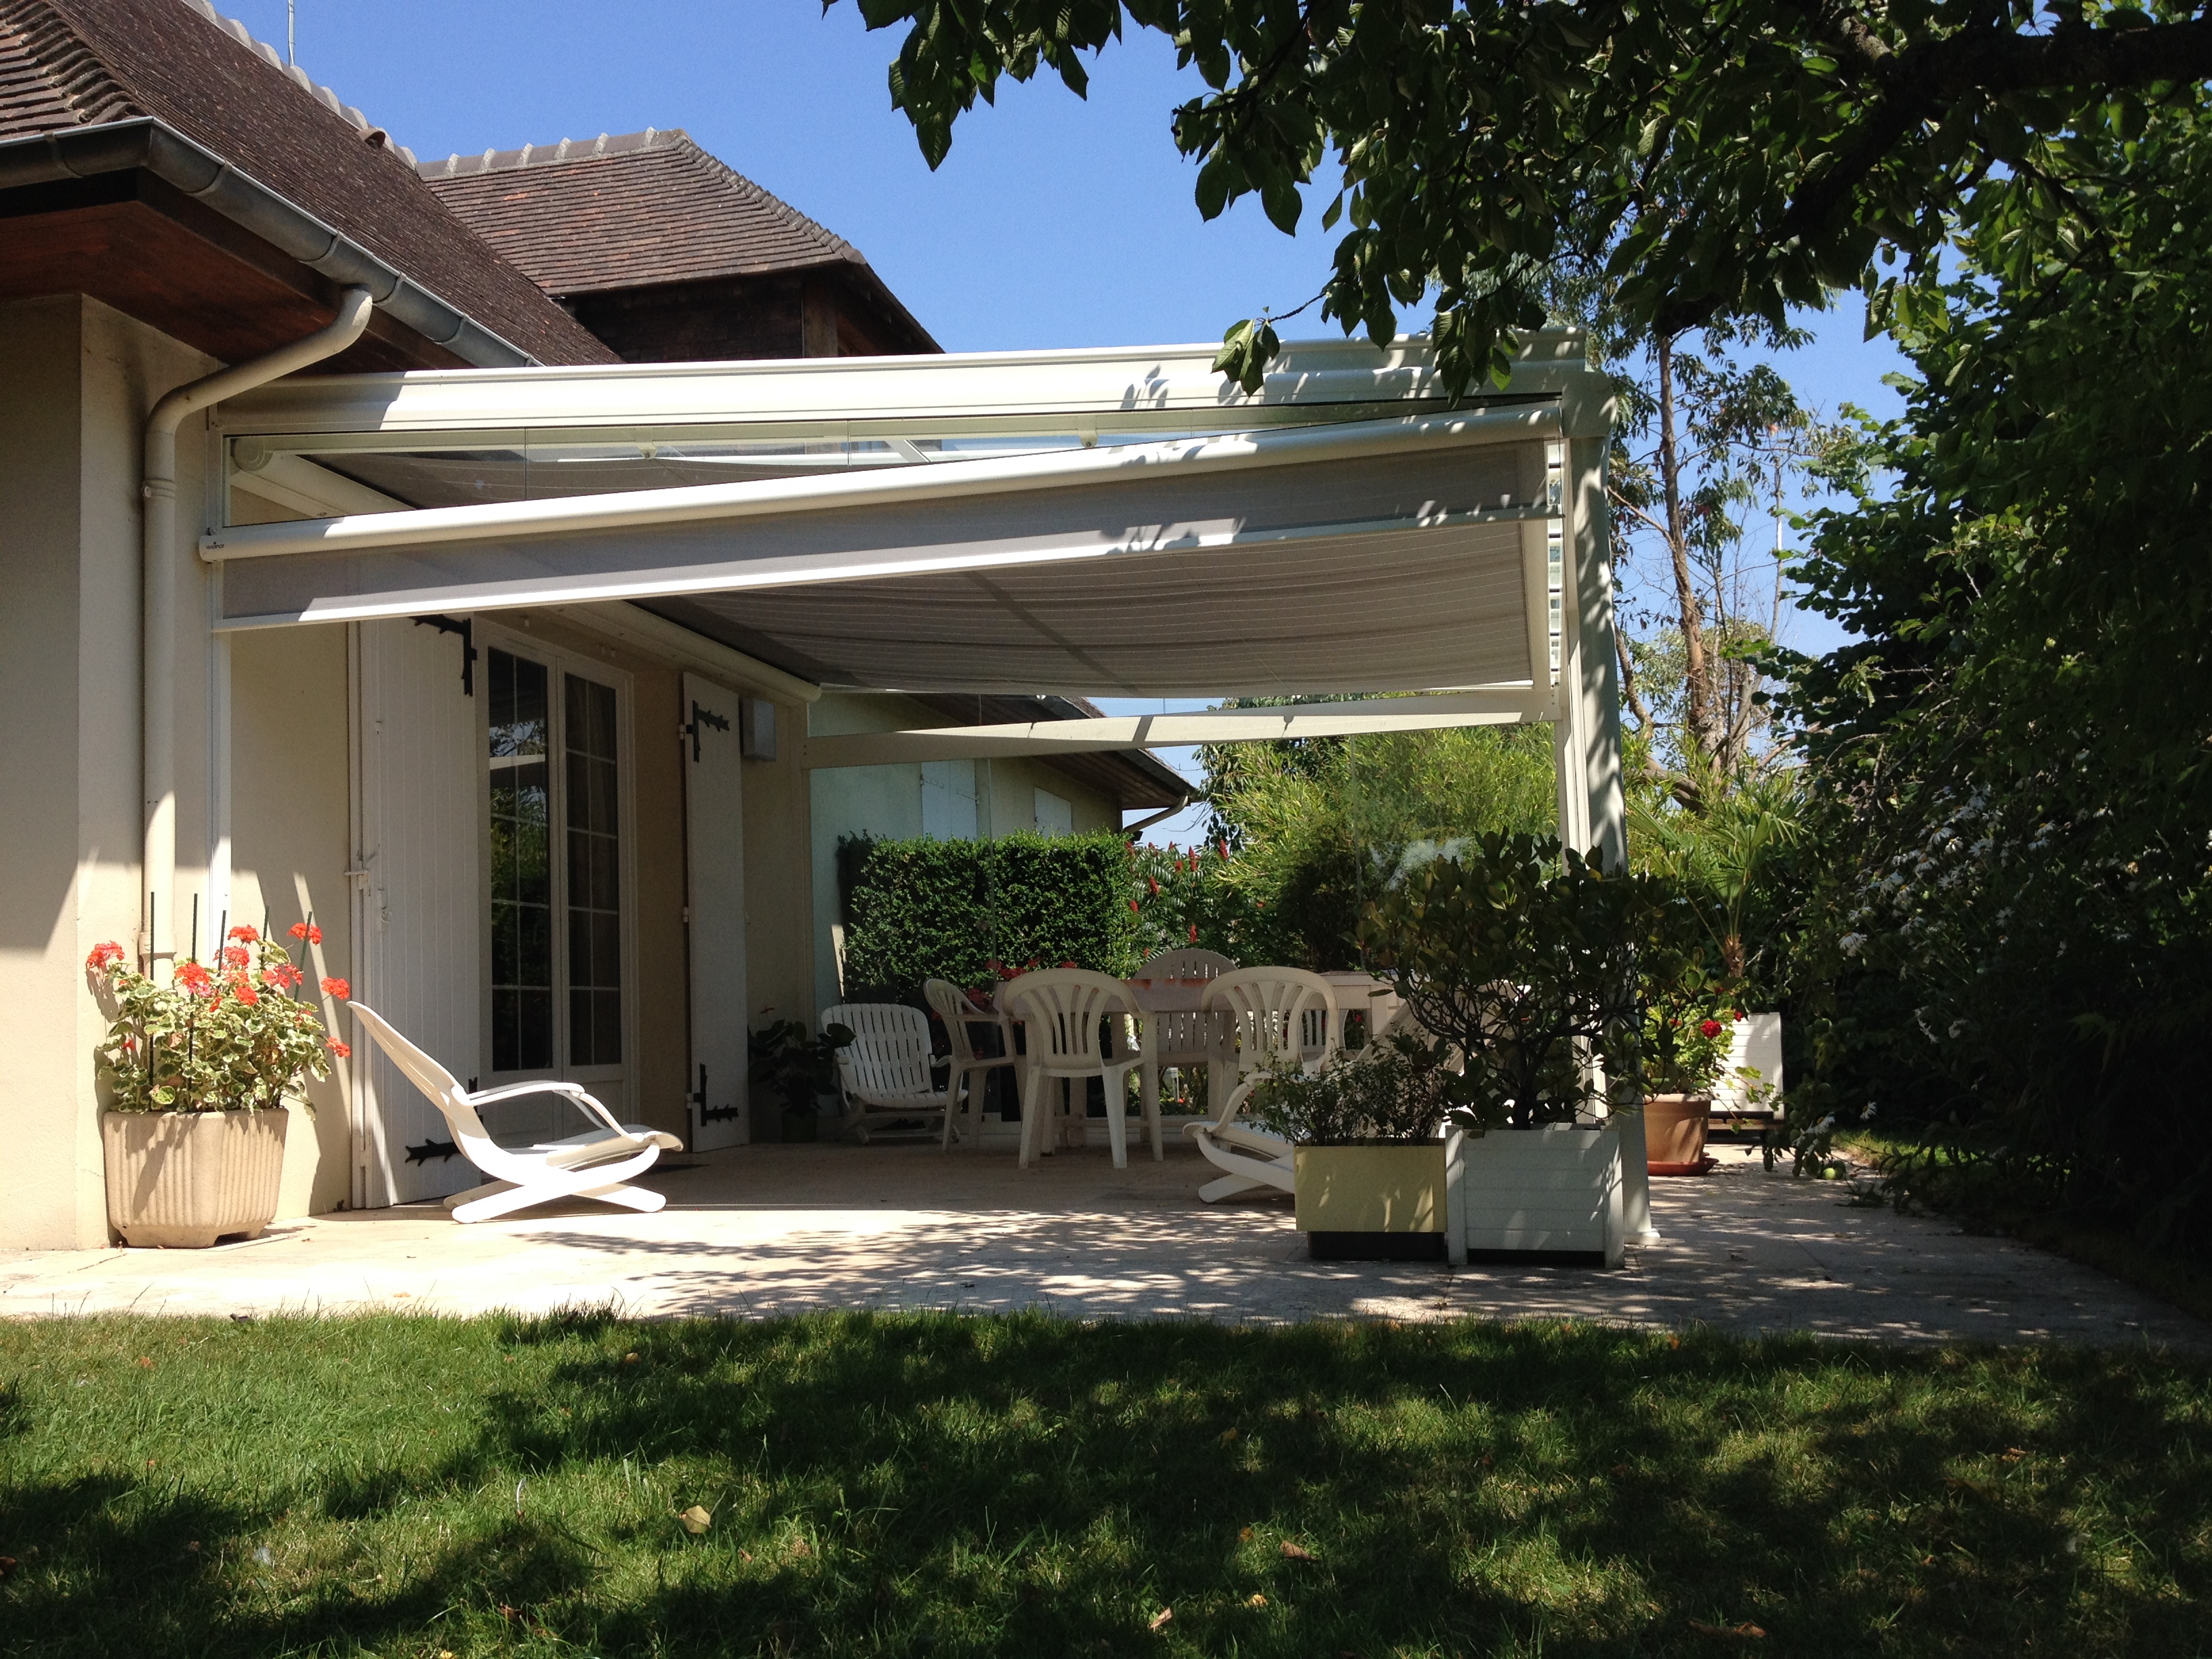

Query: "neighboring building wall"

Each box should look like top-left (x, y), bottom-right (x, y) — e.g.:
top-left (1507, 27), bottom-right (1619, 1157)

top-left (0, 296), bottom-right (217, 1249)
top-left (805, 693), bottom-right (1125, 1017)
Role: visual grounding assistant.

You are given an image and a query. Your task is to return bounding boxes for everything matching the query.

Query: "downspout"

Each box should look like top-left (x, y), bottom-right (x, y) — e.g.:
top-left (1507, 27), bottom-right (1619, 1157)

top-left (142, 286), bottom-right (375, 974)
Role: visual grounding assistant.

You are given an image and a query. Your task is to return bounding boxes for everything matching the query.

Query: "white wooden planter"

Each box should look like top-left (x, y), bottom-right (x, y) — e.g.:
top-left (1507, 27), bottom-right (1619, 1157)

top-left (1446, 1124), bottom-right (1624, 1267)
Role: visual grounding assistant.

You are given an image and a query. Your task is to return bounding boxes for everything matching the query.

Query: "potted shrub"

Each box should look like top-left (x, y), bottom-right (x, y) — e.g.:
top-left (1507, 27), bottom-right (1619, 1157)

top-left (85, 925), bottom-right (348, 1248)
top-left (1250, 1031), bottom-right (1458, 1261)
top-left (1361, 834), bottom-right (1667, 1267)
top-left (747, 1016), bottom-right (855, 1143)
top-left (1640, 979), bottom-right (1738, 1175)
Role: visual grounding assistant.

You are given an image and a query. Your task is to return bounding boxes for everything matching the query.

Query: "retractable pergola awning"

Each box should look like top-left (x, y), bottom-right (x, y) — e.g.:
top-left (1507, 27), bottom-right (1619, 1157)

top-left (205, 332), bottom-right (1626, 855)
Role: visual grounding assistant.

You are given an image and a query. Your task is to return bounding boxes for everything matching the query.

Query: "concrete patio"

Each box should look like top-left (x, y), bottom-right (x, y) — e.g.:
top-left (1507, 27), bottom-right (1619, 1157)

top-left (6, 1139), bottom-right (2206, 1348)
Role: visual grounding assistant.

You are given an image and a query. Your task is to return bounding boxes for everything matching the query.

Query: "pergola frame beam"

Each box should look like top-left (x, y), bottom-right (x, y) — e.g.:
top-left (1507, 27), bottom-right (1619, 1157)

top-left (799, 691), bottom-right (1555, 769)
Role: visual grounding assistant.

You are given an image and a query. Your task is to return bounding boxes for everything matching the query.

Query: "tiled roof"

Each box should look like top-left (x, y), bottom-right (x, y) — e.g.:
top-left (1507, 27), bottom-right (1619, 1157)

top-left (0, 0), bottom-right (615, 365)
top-left (421, 128), bottom-right (874, 297)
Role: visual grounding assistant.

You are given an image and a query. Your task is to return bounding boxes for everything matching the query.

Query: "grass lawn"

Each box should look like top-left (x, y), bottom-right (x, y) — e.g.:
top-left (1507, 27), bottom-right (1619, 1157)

top-left (3, 1313), bottom-right (2209, 1657)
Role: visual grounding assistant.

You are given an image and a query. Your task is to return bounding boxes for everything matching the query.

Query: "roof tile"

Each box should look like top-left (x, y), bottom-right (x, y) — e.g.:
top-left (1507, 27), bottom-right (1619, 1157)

top-left (423, 127), bottom-right (870, 296)
top-left (0, 0), bottom-right (614, 365)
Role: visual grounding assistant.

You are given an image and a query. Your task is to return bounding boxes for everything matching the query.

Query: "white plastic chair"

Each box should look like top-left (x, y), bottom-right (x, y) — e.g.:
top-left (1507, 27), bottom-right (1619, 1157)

top-left (1000, 968), bottom-right (1153, 1168)
top-left (923, 978), bottom-right (1016, 1149)
top-left (822, 1002), bottom-right (951, 1142)
top-left (349, 1002), bottom-right (680, 1223)
top-left (1132, 947), bottom-right (1238, 1126)
top-left (1202, 967), bottom-right (1340, 1080)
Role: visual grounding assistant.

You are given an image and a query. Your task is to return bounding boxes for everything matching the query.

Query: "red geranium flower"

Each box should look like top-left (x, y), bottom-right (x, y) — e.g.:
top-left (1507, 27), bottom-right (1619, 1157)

top-left (231, 981), bottom-right (260, 1006)
top-left (320, 977), bottom-right (351, 1000)
top-left (1188, 924), bottom-right (1199, 943)
top-left (288, 922), bottom-right (323, 945)
top-left (326, 1038), bottom-right (352, 1059)
top-left (85, 941), bottom-right (125, 971)
top-left (1698, 1019), bottom-right (1724, 1038)
top-left (176, 960), bottom-right (214, 996)
top-left (228, 924), bottom-right (259, 943)
top-left (220, 945), bottom-right (249, 970)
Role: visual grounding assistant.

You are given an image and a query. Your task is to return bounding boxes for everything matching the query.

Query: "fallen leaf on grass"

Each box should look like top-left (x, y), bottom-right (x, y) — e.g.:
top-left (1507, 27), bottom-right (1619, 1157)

top-left (1687, 1620), bottom-right (1766, 1639)
top-left (678, 1506), bottom-right (713, 1535)
top-left (1246, 1593), bottom-right (1268, 1608)
top-left (623, 1352), bottom-right (640, 1364)
top-left (1238, 1525), bottom-right (1254, 1542)
top-left (135, 1357), bottom-right (153, 1369)
top-left (0, 1557), bottom-right (16, 1580)
top-left (1218, 1428), bottom-right (1239, 1446)
top-left (1280, 1542), bottom-right (1315, 1562)
top-left (1999, 1447), bottom-right (2027, 1463)
top-left (787, 1539), bottom-right (812, 1559)
top-left (1147, 1608), bottom-right (1173, 1633)
top-left (1609, 1462), bottom-right (1630, 1476)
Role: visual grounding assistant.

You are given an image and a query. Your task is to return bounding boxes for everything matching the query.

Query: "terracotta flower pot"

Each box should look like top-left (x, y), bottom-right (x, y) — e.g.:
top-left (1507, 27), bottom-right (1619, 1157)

top-left (1643, 1093), bottom-right (1712, 1176)
top-left (101, 1109), bottom-right (289, 1248)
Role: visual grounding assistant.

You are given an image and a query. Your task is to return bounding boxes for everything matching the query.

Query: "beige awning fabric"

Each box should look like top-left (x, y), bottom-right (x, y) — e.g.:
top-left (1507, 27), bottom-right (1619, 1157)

top-left (211, 412), bottom-right (1555, 698)
top-left (641, 518), bottom-right (1533, 697)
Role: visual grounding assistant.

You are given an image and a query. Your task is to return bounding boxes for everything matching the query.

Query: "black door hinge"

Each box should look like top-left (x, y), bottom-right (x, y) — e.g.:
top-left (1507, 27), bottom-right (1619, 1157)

top-left (412, 614), bottom-right (476, 696)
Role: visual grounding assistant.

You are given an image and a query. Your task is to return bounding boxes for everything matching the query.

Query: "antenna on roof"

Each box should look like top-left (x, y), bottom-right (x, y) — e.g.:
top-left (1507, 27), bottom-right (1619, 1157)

top-left (286, 0), bottom-right (295, 66)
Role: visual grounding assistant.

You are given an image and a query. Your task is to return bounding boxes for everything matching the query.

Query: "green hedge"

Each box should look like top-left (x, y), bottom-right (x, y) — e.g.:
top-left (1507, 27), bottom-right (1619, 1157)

top-left (838, 831), bottom-right (1141, 998)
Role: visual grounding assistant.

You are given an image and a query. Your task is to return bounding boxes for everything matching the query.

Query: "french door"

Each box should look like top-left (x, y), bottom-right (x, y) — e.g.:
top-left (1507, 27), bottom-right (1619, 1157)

top-left (482, 633), bottom-right (636, 1136)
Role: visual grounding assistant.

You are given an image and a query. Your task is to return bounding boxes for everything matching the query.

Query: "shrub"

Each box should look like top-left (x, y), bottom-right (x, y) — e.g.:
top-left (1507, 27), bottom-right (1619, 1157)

top-left (1361, 834), bottom-right (1675, 1128)
top-left (1247, 1033), bottom-right (1459, 1145)
top-left (838, 830), bottom-right (1141, 998)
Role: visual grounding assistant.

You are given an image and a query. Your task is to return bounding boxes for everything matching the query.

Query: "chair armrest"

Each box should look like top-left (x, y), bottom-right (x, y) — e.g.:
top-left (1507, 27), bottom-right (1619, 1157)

top-left (466, 1078), bottom-right (627, 1136)
top-left (465, 1078), bottom-right (592, 1107)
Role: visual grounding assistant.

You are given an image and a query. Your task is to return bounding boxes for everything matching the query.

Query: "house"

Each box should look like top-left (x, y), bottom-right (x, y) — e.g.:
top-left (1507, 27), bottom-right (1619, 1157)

top-left (0, 0), bottom-right (1623, 1252)
top-left (421, 127), bottom-right (938, 363)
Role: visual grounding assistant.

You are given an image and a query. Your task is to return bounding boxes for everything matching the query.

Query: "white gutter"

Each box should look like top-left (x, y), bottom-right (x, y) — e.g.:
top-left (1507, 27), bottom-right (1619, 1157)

top-left (142, 287), bottom-right (375, 975)
top-left (197, 404), bottom-right (1563, 565)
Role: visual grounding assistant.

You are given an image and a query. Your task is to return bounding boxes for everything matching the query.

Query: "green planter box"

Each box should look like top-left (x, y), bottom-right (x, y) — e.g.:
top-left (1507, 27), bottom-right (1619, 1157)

top-left (1294, 1142), bottom-right (1448, 1261)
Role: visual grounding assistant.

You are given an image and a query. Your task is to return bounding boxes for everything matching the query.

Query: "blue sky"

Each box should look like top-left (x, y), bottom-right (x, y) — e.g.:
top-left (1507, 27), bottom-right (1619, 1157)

top-left (234, 1), bottom-right (1909, 835)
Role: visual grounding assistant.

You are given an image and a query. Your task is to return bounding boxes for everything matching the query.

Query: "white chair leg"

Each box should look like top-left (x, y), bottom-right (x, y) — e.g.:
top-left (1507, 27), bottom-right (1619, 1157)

top-left (1103, 1079), bottom-right (1128, 1170)
top-left (1019, 1065), bottom-right (1044, 1167)
top-left (1199, 1170), bottom-right (1268, 1203)
top-left (577, 1181), bottom-right (666, 1213)
top-left (443, 1179), bottom-right (514, 1211)
top-left (451, 1183), bottom-right (561, 1223)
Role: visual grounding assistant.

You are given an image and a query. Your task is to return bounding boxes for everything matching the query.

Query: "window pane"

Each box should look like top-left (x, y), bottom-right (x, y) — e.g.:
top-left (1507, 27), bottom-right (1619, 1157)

top-left (488, 649), bottom-right (552, 1071)
top-left (564, 674), bottom-right (621, 1067)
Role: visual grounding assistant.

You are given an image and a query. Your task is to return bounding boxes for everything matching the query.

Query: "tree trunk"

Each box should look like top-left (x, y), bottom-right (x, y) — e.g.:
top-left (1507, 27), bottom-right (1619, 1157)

top-left (1656, 334), bottom-right (1718, 761)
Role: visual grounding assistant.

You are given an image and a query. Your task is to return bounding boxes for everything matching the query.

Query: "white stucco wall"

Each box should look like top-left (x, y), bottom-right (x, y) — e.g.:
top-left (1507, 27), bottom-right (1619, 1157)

top-left (0, 296), bottom-right (218, 1249)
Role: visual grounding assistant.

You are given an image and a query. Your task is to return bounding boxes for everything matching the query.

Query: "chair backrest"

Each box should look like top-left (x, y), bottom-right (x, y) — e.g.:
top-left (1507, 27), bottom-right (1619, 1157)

top-left (1136, 947), bottom-right (1237, 983)
top-left (348, 1002), bottom-right (494, 1147)
top-left (1000, 968), bottom-right (1142, 1073)
top-left (823, 1002), bottom-right (936, 1098)
top-left (1202, 968), bottom-right (1340, 1074)
top-left (922, 979), bottom-right (1000, 1066)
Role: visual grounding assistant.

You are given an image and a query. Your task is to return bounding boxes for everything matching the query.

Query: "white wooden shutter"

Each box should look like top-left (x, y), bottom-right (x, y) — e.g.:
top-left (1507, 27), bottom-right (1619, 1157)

top-left (352, 618), bottom-right (485, 1205)
top-left (682, 672), bottom-right (749, 1149)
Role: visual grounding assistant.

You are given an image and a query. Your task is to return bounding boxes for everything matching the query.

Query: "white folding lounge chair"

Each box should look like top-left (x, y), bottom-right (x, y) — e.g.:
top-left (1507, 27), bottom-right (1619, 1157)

top-left (349, 1002), bottom-right (681, 1223)
top-left (1185, 1073), bottom-right (1297, 1202)
top-left (923, 979), bottom-right (1015, 1149)
top-left (999, 968), bottom-right (1153, 1168)
top-left (822, 1002), bottom-right (952, 1143)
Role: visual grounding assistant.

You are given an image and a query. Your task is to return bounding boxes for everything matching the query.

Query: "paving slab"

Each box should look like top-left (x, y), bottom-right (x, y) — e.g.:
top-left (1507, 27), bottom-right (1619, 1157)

top-left (4, 1141), bottom-right (2204, 1349)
